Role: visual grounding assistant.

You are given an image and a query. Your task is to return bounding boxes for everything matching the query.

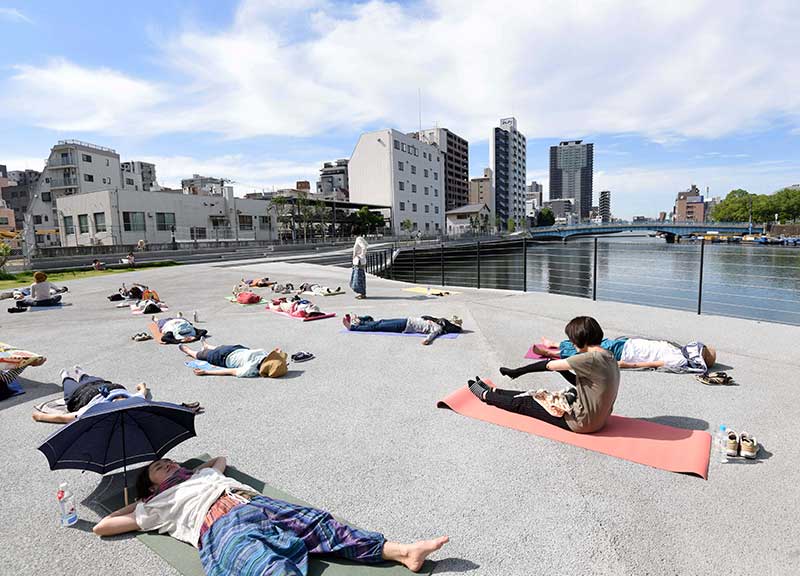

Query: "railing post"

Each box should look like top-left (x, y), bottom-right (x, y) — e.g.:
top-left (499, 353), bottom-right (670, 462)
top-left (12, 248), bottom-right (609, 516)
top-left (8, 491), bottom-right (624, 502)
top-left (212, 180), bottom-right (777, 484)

top-left (522, 238), bottom-right (527, 292)
top-left (412, 246), bottom-right (416, 284)
top-left (592, 237), bottom-right (598, 301)
top-left (441, 243), bottom-right (445, 287)
top-left (697, 238), bottom-right (705, 315)
top-left (476, 240), bottom-right (481, 289)
top-left (390, 249), bottom-right (394, 281)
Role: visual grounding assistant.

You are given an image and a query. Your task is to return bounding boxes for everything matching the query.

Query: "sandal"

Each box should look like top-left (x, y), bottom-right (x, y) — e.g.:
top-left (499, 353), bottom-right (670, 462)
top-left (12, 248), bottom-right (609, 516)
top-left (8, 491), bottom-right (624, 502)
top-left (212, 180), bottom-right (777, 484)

top-left (132, 332), bottom-right (153, 342)
top-left (696, 371), bottom-right (736, 386)
top-left (291, 351), bottom-right (314, 362)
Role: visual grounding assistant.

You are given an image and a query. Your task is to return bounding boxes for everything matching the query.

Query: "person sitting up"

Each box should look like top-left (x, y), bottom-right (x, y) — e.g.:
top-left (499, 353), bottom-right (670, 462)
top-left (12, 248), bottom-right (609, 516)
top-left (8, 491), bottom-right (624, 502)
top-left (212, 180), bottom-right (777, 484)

top-left (533, 335), bottom-right (716, 373)
top-left (92, 259), bottom-right (105, 271)
top-left (469, 316), bottom-right (620, 434)
top-left (32, 367), bottom-right (202, 424)
top-left (93, 456), bottom-right (448, 574)
top-left (154, 316), bottom-right (207, 344)
top-left (342, 314), bottom-right (463, 345)
top-left (122, 252), bottom-right (136, 267)
top-left (15, 271), bottom-right (67, 308)
top-left (0, 356), bottom-right (46, 400)
top-left (179, 341), bottom-right (288, 378)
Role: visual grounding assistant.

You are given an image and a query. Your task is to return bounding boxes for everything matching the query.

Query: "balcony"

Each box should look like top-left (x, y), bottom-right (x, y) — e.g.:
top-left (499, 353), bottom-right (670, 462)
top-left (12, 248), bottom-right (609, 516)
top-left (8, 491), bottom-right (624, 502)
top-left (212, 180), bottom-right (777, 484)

top-left (48, 156), bottom-right (77, 168)
top-left (49, 176), bottom-right (78, 189)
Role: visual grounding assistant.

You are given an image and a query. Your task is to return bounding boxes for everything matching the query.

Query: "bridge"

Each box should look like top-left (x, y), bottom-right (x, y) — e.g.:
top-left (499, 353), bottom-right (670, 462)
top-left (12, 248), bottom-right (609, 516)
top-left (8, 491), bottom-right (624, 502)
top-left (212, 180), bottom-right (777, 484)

top-left (529, 222), bottom-right (760, 242)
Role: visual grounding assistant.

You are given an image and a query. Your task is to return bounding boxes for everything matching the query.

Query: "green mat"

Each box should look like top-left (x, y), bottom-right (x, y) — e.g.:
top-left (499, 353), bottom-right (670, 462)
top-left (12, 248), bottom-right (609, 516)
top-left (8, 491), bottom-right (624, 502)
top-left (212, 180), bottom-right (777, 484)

top-left (94, 455), bottom-right (433, 576)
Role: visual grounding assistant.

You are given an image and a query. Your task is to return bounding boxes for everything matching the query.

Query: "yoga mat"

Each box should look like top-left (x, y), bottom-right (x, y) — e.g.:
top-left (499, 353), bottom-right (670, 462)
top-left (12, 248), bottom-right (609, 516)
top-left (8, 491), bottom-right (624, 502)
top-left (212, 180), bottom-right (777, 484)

top-left (27, 303), bottom-right (67, 311)
top-left (525, 344), bottom-right (559, 360)
top-left (267, 308), bottom-right (336, 322)
top-left (1, 380), bottom-right (24, 400)
top-left (302, 289), bottom-right (345, 297)
top-left (402, 287), bottom-right (460, 296)
top-left (93, 454), bottom-right (433, 576)
top-left (184, 360), bottom-right (214, 371)
top-left (225, 296), bottom-right (263, 306)
top-left (339, 329), bottom-right (459, 339)
top-left (437, 381), bottom-right (711, 479)
top-left (131, 304), bottom-right (169, 315)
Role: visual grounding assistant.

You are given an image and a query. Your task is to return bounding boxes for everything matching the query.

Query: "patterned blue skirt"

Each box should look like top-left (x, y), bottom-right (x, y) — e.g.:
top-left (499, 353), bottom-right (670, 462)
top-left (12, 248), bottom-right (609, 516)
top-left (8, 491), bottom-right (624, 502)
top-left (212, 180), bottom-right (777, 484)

top-left (349, 267), bottom-right (366, 296)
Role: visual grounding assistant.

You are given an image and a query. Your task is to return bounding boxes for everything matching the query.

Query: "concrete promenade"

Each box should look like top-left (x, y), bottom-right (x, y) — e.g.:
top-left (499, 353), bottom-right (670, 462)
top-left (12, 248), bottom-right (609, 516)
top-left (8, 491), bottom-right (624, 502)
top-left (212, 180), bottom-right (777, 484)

top-left (1, 259), bottom-right (798, 575)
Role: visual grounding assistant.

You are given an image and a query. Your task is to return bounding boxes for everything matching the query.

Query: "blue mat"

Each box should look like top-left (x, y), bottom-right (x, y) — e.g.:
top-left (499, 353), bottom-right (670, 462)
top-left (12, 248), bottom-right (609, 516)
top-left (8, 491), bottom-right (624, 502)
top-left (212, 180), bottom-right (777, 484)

top-left (339, 329), bottom-right (459, 339)
top-left (1, 380), bottom-right (24, 400)
top-left (184, 360), bottom-right (214, 370)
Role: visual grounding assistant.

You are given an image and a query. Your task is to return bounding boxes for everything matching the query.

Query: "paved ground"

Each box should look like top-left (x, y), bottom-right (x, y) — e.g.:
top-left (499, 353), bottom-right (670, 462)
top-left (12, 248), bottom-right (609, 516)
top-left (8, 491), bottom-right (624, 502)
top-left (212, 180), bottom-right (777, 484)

top-left (1, 258), bottom-right (798, 576)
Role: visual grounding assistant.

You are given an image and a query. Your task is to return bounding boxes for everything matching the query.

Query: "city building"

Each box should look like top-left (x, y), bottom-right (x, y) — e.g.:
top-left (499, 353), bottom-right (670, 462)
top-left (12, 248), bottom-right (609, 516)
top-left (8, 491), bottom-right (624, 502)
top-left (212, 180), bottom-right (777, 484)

top-left (0, 165), bottom-right (13, 188)
top-left (549, 140), bottom-right (594, 221)
top-left (469, 168), bottom-right (494, 218)
top-left (527, 181), bottom-right (543, 210)
top-left (121, 161), bottom-right (157, 191)
top-left (1, 169), bottom-right (40, 230)
top-left (182, 174), bottom-right (226, 196)
top-left (489, 117), bottom-right (527, 228)
top-left (0, 199), bottom-right (19, 248)
top-left (348, 128), bottom-right (445, 235)
top-left (296, 181), bottom-right (311, 191)
top-left (413, 128), bottom-right (469, 212)
top-left (445, 203), bottom-right (491, 236)
top-left (599, 190), bottom-right (611, 223)
top-left (55, 188), bottom-right (277, 246)
top-left (673, 185), bottom-right (706, 222)
top-left (657, 211), bottom-right (667, 222)
top-left (317, 159), bottom-right (349, 200)
top-left (543, 199), bottom-right (573, 220)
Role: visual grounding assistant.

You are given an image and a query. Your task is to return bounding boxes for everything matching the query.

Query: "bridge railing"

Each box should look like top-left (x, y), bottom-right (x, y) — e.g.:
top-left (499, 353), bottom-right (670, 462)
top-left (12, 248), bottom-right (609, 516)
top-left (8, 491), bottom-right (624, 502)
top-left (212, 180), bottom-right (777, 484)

top-left (364, 238), bottom-right (800, 326)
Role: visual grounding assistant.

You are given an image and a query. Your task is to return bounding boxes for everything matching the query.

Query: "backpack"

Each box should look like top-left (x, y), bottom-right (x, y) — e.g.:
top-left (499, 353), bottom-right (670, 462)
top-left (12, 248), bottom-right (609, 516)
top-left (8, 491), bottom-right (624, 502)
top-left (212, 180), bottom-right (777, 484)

top-left (236, 292), bottom-right (261, 304)
top-left (128, 286), bottom-right (144, 300)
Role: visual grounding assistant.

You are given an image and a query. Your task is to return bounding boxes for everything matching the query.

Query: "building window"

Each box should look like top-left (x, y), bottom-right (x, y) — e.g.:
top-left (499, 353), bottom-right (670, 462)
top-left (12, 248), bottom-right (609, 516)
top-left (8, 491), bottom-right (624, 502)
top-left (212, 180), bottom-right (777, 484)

top-left (412, 203), bottom-right (417, 212)
top-left (411, 165), bottom-right (416, 174)
top-left (238, 215), bottom-right (254, 230)
top-left (123, 211), bottom-right (145, 232)
top-left (78, 214), bottom-right (89, 233)
top-left (394, 139), bottom-right (400, 150)
top-left (434, 172), bottom-right (438, 180)
top-left (425, 222), bottom-right (430, 231)
top-left (0, 217), bottom-right (8, 225)
top-left (411, 184), bottom-right (417, 193)
top-left (398, 161), bottom-right (404, 171)
top-left (259, 216), bottom-right (271, 230)
top-left (84, 174), bottom-right (94, 182)
top-left (424, 186), bottom-right (429, 195)
top-left (424, 205), bottom-right (429, 213)
top-left (401, 143), bottom-right (407, 152)
top-left (63, 215), bottom-right (75, 234)
top-left (106, 159), bottom-right (110, 166)
top-left (435, 206), bottom-right (439, 214)
top-left (125, 178), bottom-right (134, 185)
top-left (398, 181), bottom-right (404, 191)
top-left (434, 189), bottom-right (438, 197)
top-left (424, 169), bottom-right (429, 178)
top-left (94, 212), bottom-right (106, 232)
top-left (414, 148), bottom-right (418, 156)
top-left (81, 154), bottom-right (92, 162)
top-left (190, 227), bottom-right (207, 240)
top-left (435, 222), bottom-right (440, 230)
top-left (156, 212), bottom-right (176, 231)
top-left (33, 215), bottom-right (42, 225)
top-left (399, 201), bottom-right (405, 211)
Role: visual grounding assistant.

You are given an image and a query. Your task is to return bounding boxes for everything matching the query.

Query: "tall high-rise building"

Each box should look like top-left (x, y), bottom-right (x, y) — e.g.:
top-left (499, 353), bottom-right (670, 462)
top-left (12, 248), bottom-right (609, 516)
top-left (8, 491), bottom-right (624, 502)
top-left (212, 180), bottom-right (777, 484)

top-left (349, 129), bottom-right (445, 235)
top-left (549, 140), bottom-right (593, 221)
top-left (599, 190), bottom-right (611, 223)
top-left (414, 128), bottom-right (469, 212)
top-left (469, 168), bottom-right (494, 218)
top-left (490, 117), bottom-right (527, 228)
top-left (317, 159), bottom-right (349, 200)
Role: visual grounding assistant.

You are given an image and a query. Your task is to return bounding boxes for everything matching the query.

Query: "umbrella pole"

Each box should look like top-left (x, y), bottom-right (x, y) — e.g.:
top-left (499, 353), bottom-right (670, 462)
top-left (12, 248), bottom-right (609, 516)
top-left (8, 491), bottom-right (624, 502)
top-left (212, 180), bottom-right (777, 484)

top-left (121, 416), bottom-right (129, 506)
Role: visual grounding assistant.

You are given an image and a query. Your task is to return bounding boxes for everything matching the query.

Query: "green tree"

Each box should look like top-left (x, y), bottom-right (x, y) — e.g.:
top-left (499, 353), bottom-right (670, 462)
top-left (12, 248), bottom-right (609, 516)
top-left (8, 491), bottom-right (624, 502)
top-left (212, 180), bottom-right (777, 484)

top-left (536, 207), bottom-right (555, 227)
top-left (507, 217), bottom-right (516, 233)
top-left (0, 241), bottom-right (12, 270)
top-left (267, 196), bottom-right (289, 243)
top-left (352, 207), bottom-right (385, 235)
top-left (400, 218), bottom-right (414, 237)
top-left (314, 200), bottom-right (330, 242)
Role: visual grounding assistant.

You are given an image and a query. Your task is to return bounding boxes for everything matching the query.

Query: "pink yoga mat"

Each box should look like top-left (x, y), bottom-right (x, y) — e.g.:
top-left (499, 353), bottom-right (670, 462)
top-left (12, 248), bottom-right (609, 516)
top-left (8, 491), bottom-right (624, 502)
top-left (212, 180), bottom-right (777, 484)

top-left (266, 308), bottom-right (336, 322)
top-left (525, 345), bottom-right (559, 360)
top-left (437, 381), bottom-right (711, 479)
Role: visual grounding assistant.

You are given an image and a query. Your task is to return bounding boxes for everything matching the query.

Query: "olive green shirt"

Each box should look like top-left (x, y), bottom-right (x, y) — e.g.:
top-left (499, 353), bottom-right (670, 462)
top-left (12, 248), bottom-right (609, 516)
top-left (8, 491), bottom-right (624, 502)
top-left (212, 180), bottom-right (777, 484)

top-left (563, 349), bottom-right (620, 433)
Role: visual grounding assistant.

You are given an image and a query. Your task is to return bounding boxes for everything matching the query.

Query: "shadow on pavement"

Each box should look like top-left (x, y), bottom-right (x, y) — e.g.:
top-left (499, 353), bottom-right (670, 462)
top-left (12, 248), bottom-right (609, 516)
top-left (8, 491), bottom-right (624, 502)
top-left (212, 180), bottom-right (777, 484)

top-left (638, 415), bottom-right (709, 431)
top-left (0, 378), bottom-right (61, 412)
top-left (432, 558), bottom-right (481, 573)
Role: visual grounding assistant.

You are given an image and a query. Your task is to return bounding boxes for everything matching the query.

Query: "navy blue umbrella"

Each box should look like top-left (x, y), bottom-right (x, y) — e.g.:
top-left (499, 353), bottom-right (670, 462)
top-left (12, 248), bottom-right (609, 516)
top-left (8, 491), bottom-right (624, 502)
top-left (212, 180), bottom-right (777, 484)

top-left (38, 396), bottom-right (196, 504)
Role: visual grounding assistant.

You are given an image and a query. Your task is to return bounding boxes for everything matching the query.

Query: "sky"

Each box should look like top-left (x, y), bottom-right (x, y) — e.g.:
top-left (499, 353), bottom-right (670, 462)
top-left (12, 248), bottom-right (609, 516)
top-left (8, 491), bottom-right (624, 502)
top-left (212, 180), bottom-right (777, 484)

top-left (1, 0), bottom-right (799, 218)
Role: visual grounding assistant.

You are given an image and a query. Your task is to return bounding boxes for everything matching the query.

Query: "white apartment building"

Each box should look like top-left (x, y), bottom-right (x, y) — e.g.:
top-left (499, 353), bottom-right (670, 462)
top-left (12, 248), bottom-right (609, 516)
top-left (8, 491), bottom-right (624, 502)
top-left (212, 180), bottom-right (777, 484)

top-left (121, 161), bottom-right (157, 191)
top-left (182, 174), bottom-right (225, 195)
top-left (55, 188), bottom-right (277, 246)
top-left (348, 129), bottom-right (445, 235)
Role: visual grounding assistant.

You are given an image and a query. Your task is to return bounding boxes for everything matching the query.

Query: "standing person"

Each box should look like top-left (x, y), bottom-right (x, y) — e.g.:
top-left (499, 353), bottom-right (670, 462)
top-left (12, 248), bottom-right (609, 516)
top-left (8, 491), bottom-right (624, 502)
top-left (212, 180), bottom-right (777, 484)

top-left (350, 235), bottom-right (368, 299)
top-left (469, 316), bottom-right (620, 434)
top-left (15, 271), bottom-right (67, 308)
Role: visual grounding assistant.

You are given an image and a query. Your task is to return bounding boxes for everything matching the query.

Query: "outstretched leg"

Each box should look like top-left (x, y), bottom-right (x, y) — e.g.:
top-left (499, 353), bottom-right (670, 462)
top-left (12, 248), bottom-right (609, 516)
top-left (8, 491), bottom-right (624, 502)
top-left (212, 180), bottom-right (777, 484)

top-left (382, 537), bottom-right (450, 572)
top-left (178, 344), bottom-right (198, 359)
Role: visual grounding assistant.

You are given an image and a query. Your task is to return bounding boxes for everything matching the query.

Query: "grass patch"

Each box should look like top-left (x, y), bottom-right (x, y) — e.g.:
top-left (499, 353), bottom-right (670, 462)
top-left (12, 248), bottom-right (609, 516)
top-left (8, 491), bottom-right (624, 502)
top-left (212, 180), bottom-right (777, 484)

top-left (0, 261), bottom-right (180, 290)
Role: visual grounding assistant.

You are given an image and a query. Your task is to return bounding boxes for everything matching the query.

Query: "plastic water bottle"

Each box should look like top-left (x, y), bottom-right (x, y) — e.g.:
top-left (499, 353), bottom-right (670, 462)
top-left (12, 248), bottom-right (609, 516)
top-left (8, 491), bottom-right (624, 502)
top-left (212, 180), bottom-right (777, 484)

top-left (715, 424), bottom-right (728, 463)
top-left (192, 310), bottom-right (199, 323)
top-left (57, 482), bottom-right (78, 526)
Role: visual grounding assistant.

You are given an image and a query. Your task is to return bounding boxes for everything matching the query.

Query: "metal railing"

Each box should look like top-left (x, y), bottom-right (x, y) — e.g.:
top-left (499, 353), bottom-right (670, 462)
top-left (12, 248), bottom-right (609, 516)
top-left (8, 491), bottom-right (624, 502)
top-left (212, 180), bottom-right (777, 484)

top-left (365, 238), bottom-right (800, 326)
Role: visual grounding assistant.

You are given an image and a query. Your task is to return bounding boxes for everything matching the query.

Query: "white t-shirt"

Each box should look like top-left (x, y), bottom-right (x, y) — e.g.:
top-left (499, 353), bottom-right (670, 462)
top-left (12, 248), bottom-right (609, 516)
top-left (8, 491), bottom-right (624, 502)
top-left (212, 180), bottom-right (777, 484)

top-left (225, 348), bottom-right (268, 378)
top-left (30, 281), bottom-right (56, 301)
top-left (620, 338), bottom-right (687, 371)
top-left (134, 467), bottom-right (257, 547)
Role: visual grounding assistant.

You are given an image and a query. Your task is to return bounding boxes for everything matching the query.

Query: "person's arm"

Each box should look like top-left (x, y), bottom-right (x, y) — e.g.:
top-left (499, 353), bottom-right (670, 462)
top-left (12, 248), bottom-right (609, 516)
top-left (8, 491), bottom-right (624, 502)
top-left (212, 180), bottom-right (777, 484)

top-left (544, 359), bottom-right (572, 372)
top-left (195, 456), bottom-right (227, 473)
top-left (32, 411), bottom-right (78, 424)
top-left (193, 368), bottom-right (238, 377)
top-left (0, 366), bottom-right (26, 386)
top-left (93, 501), bottom-right (141, 537)
top-left (618, 360), bottom-right (664, 369)
top-left (422, 324), bottom-right (443, 345)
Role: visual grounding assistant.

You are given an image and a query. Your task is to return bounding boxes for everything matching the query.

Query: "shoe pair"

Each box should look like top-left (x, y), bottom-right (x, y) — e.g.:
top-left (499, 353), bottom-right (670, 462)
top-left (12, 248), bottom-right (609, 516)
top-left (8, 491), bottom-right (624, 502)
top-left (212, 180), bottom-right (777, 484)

top-left (726, 429), bottom-right (759, 459)
top-left (132, 332), bottom-right (153, 342)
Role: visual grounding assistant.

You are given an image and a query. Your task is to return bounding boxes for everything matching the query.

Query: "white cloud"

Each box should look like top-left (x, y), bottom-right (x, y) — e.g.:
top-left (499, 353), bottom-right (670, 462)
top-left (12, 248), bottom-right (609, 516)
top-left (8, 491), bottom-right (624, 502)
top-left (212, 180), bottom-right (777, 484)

top-left (0, 8), bottom-right (32, 23)
top-left (3, 0), bottom-right (800, 142)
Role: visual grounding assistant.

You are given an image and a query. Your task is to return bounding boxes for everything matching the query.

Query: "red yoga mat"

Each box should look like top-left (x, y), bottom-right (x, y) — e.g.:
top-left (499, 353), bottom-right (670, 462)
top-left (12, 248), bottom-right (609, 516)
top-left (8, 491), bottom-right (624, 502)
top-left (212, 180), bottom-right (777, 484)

top-left (437, 381), bottom-right (711, 479)
top-left (525, 344), bottom-right (560, 360)
top-left (266, 308), bottom-right (336, 322)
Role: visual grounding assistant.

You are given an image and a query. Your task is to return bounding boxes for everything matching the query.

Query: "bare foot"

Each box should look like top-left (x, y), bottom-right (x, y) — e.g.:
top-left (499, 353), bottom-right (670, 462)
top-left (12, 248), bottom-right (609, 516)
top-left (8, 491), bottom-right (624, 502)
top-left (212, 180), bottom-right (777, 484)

top-left (532, 344), bottom-right (558, 358)
top-left (178, 344), bottom-right (192, 357)
top-left (342, 314), bottom-right (351, 329)
top-left (399, 536), bottom-right (450, 572)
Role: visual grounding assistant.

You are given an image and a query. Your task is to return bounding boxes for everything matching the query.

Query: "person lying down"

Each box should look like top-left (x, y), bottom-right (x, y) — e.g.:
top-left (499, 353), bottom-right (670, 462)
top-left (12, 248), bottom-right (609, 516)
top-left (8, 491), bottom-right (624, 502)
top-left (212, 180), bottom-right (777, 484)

top-left (154, 317), bottom-right (208, 344)
top-left (32, 367), bottom-right (203, 424)
top-left (342, 314), bottom-right (463, 345)
top-left (268, 296), bottom-right (327, 319)
top-left (93, 456), bottom-right (449, 575)
top-left (180, 341), bottom-right (288, 378)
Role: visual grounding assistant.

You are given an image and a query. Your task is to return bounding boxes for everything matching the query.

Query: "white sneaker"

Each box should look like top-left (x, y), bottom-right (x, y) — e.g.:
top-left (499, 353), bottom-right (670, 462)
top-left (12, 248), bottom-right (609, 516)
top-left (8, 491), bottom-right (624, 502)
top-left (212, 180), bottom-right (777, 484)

top-left (739, 432), bottom-right (759, 459)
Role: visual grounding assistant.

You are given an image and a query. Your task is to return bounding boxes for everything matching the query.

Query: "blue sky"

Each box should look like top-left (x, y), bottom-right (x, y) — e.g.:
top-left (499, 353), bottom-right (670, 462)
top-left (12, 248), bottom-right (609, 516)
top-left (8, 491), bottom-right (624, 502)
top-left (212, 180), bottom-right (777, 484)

top-left (2, 0), bottom-right (799, 217)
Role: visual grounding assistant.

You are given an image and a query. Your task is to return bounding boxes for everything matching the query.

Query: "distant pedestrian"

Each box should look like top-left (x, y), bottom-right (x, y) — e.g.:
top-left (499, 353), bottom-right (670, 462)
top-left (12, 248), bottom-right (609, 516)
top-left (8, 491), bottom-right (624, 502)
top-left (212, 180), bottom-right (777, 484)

top-left (92, 259), bottom-right (105, 271)
top-left (350, 235), bottom-right (368, 299)
top-left (124, 252), bottom-right (136, 268)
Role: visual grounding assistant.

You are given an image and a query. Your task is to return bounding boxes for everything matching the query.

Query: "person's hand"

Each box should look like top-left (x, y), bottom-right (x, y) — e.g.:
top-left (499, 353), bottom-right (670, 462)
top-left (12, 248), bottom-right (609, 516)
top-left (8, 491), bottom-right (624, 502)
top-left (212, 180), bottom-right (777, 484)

top-left (32, 356), bottom-right (47, 366)
top-left (193, 369), bottom-right (208, 376)
top-left (422, 340), bottom-right (431, 346)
